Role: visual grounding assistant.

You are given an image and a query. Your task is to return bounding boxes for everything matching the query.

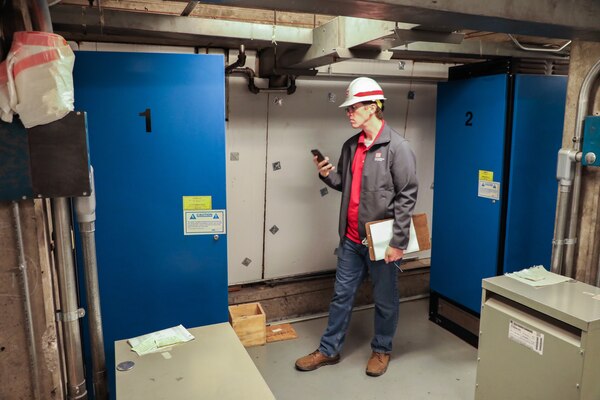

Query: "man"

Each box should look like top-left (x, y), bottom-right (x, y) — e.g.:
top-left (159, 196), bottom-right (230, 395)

top-left (295, 77), bottom-right (418, 377)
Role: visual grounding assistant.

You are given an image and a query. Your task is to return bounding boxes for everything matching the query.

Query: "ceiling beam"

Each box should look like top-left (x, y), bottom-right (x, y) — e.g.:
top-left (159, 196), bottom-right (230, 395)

top-left (50, 5), bottom-right (569, 67)
top-left (50, 5), bottom-right (313, 49)
top-left (191, 0), bottom-right (600, 41)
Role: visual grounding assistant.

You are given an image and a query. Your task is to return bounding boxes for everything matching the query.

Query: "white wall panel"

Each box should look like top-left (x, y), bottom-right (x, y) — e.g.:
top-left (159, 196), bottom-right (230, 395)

top-left (226, 77), bottom-right (269, 284)
top-left (262, 78), bottom-right (437, 279)
top-left (263, 80), bottom-right (348, 279)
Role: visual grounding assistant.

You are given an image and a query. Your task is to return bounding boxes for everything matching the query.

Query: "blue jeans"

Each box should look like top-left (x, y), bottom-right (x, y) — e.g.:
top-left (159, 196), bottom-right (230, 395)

top-left (318, 238), bottom-right (399, 357)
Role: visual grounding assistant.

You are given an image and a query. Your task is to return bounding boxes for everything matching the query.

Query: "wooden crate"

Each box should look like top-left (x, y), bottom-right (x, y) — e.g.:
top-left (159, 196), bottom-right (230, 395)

top-left (228, 302), bottom-right (266, 347)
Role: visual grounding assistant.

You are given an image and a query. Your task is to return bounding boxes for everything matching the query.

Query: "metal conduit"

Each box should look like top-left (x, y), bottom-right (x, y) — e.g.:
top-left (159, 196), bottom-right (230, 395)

top-left (78, 220), bottom-right (107, 399)
top-left (29, 0), bottom-right (52, 32)
top-left (551, 58), bottom-right (600, 277)
top-left (551, 181), bottom-right (573, 274)
top-left (52, 198), bottom-right (88, 400)
top-left (74, 167), bottom-right (107, 400)
top-left (12, 202), bottom-right (41, 400)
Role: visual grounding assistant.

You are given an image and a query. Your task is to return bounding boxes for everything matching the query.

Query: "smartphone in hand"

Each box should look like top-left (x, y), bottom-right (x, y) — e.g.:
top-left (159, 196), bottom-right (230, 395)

top-left (311, 149), bottom-right (326, 163)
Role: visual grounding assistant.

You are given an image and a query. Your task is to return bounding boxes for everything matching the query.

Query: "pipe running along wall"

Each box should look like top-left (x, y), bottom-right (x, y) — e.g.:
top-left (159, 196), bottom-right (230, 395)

top-left (74, 167), bottom-right (108, 400)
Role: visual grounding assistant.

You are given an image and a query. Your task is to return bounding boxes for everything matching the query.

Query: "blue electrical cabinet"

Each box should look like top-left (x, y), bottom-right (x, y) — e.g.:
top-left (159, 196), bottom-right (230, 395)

top-left (430, 73), bottom-right (567, 324)
top-left (73, 52), bottom-right (228, 397)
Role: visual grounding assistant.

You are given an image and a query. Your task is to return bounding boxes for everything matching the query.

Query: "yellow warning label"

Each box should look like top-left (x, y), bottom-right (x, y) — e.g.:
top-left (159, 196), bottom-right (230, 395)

top-left (183, 196), bottom-right (212, 210)
top-left (479, 170), bottom-right (494, 182)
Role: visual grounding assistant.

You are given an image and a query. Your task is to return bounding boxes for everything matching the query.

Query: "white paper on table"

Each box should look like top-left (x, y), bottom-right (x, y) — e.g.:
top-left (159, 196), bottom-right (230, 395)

top-left (128, 324), bottom-right (194, 356)
top-left (505, 266), bottom-right (573, 287)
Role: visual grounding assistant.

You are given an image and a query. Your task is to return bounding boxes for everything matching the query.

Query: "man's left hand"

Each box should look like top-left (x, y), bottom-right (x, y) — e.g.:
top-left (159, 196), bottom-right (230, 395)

top-left (384, 246), bottom-right (404, 264)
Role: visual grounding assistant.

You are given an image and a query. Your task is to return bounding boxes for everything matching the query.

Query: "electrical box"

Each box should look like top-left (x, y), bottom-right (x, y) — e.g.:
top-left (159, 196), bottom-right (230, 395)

top-left (476, 276), bottom-right (600, 400)
top-left (582, 116), bottom-right (600, 167)
top-left (0, 112), bottom-right (90, 200)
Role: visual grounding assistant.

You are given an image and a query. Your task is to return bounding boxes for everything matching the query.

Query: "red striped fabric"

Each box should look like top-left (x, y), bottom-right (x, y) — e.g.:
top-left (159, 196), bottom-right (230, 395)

top-left (12, 31), bottom-right (67, 50)
top-left (13, 49), bottom-right (60, 77)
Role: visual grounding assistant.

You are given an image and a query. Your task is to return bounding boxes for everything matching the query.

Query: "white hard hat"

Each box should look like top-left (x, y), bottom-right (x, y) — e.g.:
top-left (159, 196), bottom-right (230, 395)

top-left (339, 77), bottom-right (386, 108)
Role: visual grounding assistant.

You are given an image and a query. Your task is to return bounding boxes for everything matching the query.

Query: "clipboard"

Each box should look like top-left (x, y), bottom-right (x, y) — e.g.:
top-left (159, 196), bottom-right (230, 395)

top-left (365, 213), bottom-right (431, 261)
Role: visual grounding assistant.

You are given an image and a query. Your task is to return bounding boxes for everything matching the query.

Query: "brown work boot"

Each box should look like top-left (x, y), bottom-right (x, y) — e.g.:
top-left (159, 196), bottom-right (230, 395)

top-left (295, 350), bottom-right (340, 371)
top-left (366, 351), bottom-right (390, 377)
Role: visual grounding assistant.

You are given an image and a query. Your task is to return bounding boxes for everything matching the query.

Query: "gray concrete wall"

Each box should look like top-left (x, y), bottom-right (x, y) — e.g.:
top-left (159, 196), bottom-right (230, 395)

top-left (561, 41), bottom-right (600, 284)
top-left (0, 200), bottom-right (62, 400)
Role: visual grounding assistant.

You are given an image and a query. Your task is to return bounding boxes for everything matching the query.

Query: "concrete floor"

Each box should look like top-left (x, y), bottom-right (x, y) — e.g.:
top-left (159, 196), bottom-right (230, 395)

top-left (247, 298), bottom-right (478, 400)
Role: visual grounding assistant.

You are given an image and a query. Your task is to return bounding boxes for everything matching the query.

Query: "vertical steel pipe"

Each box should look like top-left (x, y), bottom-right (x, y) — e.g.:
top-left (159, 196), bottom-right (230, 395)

top-left (550, 184), bottom-right (572, 274)
top-left (75, 167), bottom-right (107, 400)
top-left (12, 201), bottom-right (41, 400)
top-left (28, 0), bottom-right (52, 32)
top-left (52, 197), bottom-right (88, 400)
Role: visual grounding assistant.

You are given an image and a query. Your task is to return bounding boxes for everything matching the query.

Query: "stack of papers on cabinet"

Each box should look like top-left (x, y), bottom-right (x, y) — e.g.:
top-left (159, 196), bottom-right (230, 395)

top-left (505, 265), bottom-right (573, 287)
top-left (128, 324), bottom-right (195, 356)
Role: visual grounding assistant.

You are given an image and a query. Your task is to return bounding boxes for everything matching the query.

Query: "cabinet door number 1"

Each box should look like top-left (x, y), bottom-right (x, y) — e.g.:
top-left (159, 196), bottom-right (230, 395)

top-left (465, 111), bottom-right (473, 126)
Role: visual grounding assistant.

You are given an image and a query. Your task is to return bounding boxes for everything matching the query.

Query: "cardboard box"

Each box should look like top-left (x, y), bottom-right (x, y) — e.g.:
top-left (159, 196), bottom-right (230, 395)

top-left (228, 302), bottom-right (266, 347)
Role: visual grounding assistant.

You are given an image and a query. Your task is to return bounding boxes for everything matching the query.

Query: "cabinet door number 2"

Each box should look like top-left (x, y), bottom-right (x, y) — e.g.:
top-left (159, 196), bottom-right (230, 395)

top-left (465, 111), bottom-right (473, 126)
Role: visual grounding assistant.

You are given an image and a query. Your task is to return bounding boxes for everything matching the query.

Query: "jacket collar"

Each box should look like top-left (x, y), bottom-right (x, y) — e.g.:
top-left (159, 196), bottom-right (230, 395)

top-left (371, 120), bottom-right (391, 146)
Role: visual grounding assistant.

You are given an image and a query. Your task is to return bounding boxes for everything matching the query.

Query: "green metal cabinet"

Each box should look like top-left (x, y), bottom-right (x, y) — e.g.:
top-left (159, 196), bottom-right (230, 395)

top-left (476, 276), bottom-right (600, 400)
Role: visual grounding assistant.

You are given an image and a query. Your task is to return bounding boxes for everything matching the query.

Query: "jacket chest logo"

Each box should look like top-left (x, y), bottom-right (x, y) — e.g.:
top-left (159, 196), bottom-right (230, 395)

top-left (374, 152), bottom-right (385, 162)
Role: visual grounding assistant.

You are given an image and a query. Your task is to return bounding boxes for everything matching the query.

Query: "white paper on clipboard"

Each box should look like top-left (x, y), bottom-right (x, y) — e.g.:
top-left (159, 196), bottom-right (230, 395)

top-left (369, 219), bottom-right (420, 261)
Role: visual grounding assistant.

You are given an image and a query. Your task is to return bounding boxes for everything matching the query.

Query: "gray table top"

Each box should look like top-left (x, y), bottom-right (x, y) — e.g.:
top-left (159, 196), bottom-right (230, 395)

top-left (115, 322), bottom-right (275, 400)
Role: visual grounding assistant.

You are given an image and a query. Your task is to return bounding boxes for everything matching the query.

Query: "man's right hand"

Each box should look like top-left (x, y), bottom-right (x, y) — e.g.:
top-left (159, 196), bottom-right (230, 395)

top-left (314, 156), bottom-right (335, 177)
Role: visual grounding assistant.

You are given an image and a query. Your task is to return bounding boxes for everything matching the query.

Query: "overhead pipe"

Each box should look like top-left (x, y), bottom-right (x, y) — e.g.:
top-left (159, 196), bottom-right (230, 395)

top-left (228, 66), bottom-right (296, 94)
top-left (507, 34), bottom-right (571, 54)
top-left (226, 45), bottom-right (296, 95)
top-left (551, 58), bottom-right (600, 277)
top-left (74, 167), bottom-right (107, 400)
top-left (225, 44), bottom-right (246, 73)
top-left (12, 202), bottom-right (42, 400)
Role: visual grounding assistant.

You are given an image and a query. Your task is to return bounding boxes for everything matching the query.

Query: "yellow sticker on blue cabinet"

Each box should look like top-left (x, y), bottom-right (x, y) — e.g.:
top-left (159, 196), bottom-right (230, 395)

top-left (183, 196), bottom-right (212, 210)
top-left (479, 170), bottom-right (494, 182)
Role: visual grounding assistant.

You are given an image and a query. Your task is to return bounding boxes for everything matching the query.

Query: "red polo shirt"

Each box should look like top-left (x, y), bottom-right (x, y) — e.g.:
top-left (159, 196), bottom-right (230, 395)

top-left (346, 122), bottom-right (384, 243)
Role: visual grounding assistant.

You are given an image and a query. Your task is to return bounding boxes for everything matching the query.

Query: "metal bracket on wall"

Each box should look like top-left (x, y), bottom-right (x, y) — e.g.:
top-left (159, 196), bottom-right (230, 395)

top-left (56, 308), bottom-right (86, 322)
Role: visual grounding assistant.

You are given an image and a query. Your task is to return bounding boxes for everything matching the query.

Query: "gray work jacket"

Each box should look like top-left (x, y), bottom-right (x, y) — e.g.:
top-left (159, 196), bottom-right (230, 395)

top-left (321, 122), bottom-right (418, 249)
